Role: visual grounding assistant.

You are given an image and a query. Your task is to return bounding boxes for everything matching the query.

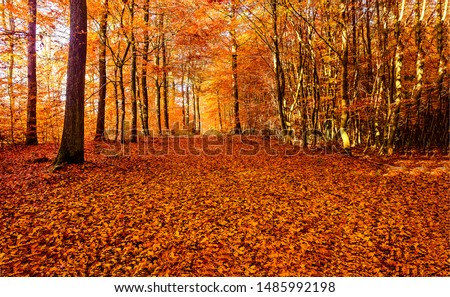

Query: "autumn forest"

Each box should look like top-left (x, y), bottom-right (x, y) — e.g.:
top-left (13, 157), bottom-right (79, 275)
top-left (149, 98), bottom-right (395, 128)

top-left (0, 0), bottom-right (449, 277)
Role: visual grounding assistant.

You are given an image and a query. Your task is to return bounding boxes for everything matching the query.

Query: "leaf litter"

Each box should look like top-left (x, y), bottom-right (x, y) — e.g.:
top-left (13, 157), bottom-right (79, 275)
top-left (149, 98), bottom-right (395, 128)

top-left (0, 138), bottom-right (449, 276)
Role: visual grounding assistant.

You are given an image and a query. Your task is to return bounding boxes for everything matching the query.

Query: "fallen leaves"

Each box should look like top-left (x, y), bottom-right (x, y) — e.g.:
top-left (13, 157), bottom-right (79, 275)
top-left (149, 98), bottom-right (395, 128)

top-left (0, 139), bottom-right (449, 276)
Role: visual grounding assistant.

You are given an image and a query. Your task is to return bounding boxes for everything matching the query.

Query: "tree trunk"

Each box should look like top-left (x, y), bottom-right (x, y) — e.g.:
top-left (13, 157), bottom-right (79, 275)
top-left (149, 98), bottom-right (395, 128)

top-left (340, 0), bottom-right (351, 154)
top-left (2, 0), bottom-right (16, 145)
top-left (54, 0), bottom-right (87, 165)
top-left (271, 0), bottom-right (287, 136)
top-left (162, 28), bottom-right (169, 131)
top-left (231, 0), bottom-right (241, 134)
top-left (436, 0), bottom-right (448, 105)
top-left (186, 68), bottom-right (190, 128)
top-left (181, 67), bottom-right (186, 129)
top-left (195, 84), bottom-right (201, 133)
top-left (411, 0), bottom-right (426, 141)
top-left (217, 91), bottom-right (223, 131)
top-left (192, 81), bottom-right (197, 132)
top-left (141, 0), bottom-right (150, 136)
top-left (26, 0), bottom-right (38, 145)
top-left (119, 64), bottom-right (126, 143)
top-left (387, 0), bottom-right (405, 155)
top-left (130, 0), bottom-right (138, 142)
top-left (114, 67), bottom-right (119, 141)
top-left (95, 0), bottom-right (108, 141)
top-left (155, 49), bottom-right (162, 135)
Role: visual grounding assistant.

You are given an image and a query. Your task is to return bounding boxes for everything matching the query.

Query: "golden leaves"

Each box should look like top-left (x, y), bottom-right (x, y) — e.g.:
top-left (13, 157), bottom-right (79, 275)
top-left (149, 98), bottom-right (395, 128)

top-left (0, 141), bottom-right (449, 276)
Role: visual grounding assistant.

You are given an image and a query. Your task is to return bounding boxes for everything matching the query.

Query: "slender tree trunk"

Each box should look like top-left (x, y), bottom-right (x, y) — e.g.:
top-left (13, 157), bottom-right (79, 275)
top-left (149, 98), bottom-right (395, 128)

top-left (130, 0), bottom-right (138, 142)
top-left (162, 27), bottom-right (169, 131)
top-left (217, 91), bottom-right (223, 131)
top-left (114, 67), bottom-right (119, 141)
top-left (231, 0), bottom-right (241, 134)
top-left (181, 66), bottom-right (186, 128)
top-left (119, 64), bottom-right (126, 143)
top-left (192, 81), bottom-right (197, 132)
top-left (54, 0), bottom-right (87, 165)
top-left (271, 0), bottom-right (287, 136)
top-left (436, 0), bottom-right (448, 105)
top-left (95, 0), bottom-right (108, 141)
top-left (141, 0), bottom-right (150, 135)
top-left (155, 12), bottom-right (162, 134)
top-left (2, 0), bottom-right (15, 145)
top-left (365, 0), bottom-right (373, 95)
top-left (196, 83), bottom-right (201, 133)
top-left (155, 51), bottom-right (162, 135)
top-left (411, 0), bottom-right (426, 142)
top-left (387, 0), bottom-right (405, 155)
top-left (186, 68), bottom-right (190, 128)
top-left (340, 0), bottom-right (351, 153)
top-left (26, 0), bottom-right (38, 145)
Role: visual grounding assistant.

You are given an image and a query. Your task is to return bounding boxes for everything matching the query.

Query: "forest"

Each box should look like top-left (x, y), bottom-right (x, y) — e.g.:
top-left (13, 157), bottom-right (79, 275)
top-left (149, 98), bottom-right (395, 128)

top-left (0, 0), bottom-right (449, 277)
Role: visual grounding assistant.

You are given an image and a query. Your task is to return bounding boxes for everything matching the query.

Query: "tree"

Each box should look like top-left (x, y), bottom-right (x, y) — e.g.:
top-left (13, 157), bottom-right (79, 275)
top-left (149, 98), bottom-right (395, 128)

top-left (230, 0), bottom-right (242, 134)
top-left (130, 0), bottom-right (138, 142)
top-left (141, 0), bottom-right (150, 135)
top-left (386, 0), bottom-right (405, 156)
top-left (53, 0), bottom-right (87, 165)
top-left (339, 0), bottom-right (351, 154)
top-left (26, 0), bottom-right (38, 145)
top-left (94, 0), bottom-right (108, 141)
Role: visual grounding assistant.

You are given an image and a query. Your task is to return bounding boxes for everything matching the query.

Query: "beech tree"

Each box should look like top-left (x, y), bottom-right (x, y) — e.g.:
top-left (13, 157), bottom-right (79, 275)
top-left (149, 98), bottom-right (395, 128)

top-left (94, 0), bottom-right (109, 141)
top-left (25, 0), bottom-right (38, 145)
top-left (54, 0), bottom-right (87, 165)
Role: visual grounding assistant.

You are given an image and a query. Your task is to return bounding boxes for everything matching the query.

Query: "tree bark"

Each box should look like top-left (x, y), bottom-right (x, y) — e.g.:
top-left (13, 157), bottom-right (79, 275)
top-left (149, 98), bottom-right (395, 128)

top-left (436, 0), bottom-right (448, 104)
top-left (141, 0), bottom-right (150, 135)
top-left (130, 0), bottom-right (138, 142)
top-left (54, 0), bottom-right (87, 165)
top-left (196, 85), bottom-right (201, 133)
top-left (231, 0), bottom-right (241, 134)
top-left (26, 0), bottom-right (38, 145)
top-left (387, 0), bottom-right (405, 155)
top-left (411, 0), bottom-right (426, 131)
top-left (340, 0), bottom-right (351, 153)
top-left (155, 50), bottom-right (162, 135)
top-left (95, 0), bottom-right (108, 141)
top-left (271, 0), bottom-right (287, 135)
top-left (162, 25), bottom-right (169, 131)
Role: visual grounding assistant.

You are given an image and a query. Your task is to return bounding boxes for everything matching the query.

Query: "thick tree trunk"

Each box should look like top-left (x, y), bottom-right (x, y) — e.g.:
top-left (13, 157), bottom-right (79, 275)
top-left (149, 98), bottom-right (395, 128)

top-left (95, 0), bottom-right (108, 141)
top-left (26, 0), bottom-right (38, 145)
top-left (54, 0), bottom-right (87, 165)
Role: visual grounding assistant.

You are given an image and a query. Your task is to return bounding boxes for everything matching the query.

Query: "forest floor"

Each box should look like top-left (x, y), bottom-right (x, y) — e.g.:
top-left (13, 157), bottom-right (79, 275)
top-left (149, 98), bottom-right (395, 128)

top-left (0, 137), bottom-right (449, 276)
